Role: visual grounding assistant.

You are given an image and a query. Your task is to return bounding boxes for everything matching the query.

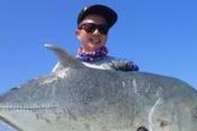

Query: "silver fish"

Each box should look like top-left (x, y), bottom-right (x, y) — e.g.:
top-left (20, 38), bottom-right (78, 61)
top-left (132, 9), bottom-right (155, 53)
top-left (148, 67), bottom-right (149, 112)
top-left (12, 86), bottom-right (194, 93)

top-left (0, 44), bottom-right (197, 131)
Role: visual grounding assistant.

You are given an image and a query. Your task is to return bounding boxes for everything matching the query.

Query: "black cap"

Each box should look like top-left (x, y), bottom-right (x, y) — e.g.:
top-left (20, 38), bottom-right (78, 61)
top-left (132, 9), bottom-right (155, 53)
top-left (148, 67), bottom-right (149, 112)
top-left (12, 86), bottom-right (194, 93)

top-left (77, 4), bottom-right (118, 28)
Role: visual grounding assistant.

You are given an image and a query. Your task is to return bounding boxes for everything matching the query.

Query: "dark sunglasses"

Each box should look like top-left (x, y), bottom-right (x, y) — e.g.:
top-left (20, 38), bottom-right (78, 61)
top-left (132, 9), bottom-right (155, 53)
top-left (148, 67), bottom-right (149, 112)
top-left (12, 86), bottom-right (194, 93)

top-left (78, 23), bottom-right (109, 35)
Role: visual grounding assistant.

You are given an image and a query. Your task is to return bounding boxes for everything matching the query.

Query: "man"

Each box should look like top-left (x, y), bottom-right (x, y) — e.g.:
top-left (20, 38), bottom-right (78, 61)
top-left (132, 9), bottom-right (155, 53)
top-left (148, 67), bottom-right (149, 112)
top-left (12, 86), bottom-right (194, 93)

top-left (53, 4), bottom-right (139, 72)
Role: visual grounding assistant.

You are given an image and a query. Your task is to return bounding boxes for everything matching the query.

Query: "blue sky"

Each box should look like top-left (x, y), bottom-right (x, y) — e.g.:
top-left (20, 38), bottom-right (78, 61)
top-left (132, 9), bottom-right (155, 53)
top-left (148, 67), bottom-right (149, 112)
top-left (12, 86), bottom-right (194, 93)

top-left (0, 1), bottom-right (196, 130)
top-left (0, 0), bottom-right (197, 95)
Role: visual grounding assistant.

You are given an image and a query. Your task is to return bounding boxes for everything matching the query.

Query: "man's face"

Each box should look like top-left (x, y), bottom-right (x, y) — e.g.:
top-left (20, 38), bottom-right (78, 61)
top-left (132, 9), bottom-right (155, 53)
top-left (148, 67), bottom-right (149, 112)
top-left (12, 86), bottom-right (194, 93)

top-left (76, 14), bottom-right (109, 52)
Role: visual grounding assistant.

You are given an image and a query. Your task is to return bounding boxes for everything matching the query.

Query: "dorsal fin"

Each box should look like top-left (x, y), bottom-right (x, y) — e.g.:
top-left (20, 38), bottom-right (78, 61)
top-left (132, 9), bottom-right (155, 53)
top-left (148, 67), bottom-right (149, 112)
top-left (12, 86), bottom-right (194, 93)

top-left (44, 44), bottom-right (86, 68)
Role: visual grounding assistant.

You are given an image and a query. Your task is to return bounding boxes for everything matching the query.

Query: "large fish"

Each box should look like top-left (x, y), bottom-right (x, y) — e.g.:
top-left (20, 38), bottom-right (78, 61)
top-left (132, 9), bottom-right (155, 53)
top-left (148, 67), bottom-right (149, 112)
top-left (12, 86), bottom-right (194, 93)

top-left (0, 44), bottom-right (197, 131)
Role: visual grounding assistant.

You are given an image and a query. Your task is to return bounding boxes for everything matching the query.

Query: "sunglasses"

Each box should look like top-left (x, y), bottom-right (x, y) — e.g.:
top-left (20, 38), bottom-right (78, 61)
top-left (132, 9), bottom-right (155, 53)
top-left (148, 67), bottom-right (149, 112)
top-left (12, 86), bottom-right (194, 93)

top-left (78, 23), bottom-right (109, 35)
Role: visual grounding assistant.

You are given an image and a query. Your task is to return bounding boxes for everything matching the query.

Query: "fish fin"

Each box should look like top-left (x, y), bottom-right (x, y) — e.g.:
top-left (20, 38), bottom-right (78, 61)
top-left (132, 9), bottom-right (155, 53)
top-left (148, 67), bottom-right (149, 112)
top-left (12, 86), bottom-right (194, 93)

top-left (44, 44), bottom-right (86, 68)
top-left (0, 117), bottom-right (23, 131)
